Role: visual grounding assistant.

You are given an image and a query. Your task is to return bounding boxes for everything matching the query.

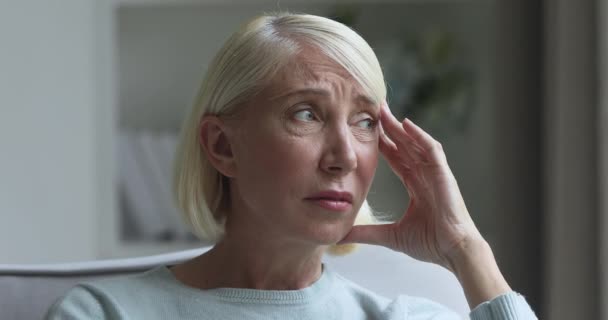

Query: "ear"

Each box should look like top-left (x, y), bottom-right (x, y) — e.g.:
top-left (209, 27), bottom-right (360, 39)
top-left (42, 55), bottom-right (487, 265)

top-left (199, 115), bottom-right (237, 178)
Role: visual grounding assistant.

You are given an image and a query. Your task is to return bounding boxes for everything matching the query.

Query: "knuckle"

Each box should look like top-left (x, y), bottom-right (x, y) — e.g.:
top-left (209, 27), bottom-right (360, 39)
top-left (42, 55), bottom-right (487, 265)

top-left (426, 141), bottom-right (443, 153)
top-left (433, 141), bottom-right (443, 151)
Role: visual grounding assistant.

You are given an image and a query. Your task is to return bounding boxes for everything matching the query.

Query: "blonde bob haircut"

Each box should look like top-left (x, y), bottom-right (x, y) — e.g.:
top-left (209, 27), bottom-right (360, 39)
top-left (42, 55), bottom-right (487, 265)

top-left (173, 12), bottom-right (387, 255)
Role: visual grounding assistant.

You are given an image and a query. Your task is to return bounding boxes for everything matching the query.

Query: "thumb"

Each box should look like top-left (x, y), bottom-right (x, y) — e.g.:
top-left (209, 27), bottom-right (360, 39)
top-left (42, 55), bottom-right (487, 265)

top-left (338, 223), bottom-right (396, 247)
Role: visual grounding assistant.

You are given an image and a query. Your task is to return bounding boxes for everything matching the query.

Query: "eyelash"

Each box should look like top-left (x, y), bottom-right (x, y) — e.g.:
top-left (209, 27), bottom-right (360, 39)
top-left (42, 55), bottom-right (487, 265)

top-left (293, 109), bottom-right (317, 122)
top-left (359, 118), bottom-right (378, 130)
top-left (292, 107), bottom-right (377, 130)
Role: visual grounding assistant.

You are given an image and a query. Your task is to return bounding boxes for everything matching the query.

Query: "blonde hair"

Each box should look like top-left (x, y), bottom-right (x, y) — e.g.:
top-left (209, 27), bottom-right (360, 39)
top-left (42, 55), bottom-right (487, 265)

top-left (173, 13), bottom-right (386, 255)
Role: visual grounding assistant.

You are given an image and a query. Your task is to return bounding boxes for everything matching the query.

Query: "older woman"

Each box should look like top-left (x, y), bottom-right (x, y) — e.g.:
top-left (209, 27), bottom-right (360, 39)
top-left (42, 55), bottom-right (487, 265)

top-left (47, 13), bottom-right (537, 319)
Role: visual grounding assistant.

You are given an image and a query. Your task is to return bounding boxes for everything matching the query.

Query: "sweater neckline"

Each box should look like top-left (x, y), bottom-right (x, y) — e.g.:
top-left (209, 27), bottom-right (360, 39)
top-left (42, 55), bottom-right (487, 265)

top-left (156, 263), bottom-right (335, 305)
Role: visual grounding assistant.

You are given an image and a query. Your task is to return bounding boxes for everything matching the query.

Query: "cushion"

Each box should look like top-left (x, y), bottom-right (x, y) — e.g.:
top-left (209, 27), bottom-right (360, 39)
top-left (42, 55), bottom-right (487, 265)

top-left (0, 245), bottom-right (468, 319)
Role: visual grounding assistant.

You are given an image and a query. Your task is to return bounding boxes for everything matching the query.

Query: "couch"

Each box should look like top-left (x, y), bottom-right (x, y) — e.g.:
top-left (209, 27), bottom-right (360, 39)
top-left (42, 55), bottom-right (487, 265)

top-left (0, 244), bottom-right (468, 319)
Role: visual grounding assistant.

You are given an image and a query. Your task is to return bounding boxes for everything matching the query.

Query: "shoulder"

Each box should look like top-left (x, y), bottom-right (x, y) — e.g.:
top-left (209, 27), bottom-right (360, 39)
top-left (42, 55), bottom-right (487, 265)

top-left (82, 266), bottom-right (174, 294)
top-left (45, 266), bottom-right (170, 319)
top-left (44, 284), bottom-right (117, 319)
top-left (330, 271), bottom-right (460, 319)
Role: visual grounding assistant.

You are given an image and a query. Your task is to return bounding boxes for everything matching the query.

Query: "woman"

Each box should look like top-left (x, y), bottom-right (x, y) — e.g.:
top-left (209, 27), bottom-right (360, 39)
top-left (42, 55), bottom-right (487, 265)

top-left (47, 13), bottom-right (537, 319)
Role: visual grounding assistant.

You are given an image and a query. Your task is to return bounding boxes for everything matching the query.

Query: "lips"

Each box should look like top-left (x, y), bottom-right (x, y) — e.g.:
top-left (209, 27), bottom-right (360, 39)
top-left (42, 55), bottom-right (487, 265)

top-left (306, 190), bottom-right (353, 203)
top-left (304, 190), bottom-right (353, 212)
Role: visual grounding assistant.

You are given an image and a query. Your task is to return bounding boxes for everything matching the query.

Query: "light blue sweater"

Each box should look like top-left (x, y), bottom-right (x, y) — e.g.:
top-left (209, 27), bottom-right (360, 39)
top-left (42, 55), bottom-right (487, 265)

top-left (45, 265), bottom-right (537, 319)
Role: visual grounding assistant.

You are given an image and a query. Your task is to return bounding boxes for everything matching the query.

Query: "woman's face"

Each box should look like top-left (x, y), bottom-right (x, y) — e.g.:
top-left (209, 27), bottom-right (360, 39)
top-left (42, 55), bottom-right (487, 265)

top-left (227, 49), bottom-right (380, 246)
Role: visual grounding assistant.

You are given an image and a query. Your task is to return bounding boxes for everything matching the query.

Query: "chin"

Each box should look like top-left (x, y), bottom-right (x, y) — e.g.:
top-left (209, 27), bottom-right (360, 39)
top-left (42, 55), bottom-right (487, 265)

top-left (286, 205), bottom-right (358, 247)
top-left (308, 227), bottom-right (359, 256)
top-left (298, 221), bottom-right (351, 246)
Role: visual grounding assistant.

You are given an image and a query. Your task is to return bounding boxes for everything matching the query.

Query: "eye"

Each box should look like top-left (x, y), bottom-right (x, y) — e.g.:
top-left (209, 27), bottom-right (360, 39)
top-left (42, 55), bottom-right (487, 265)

top-left (293, 109), bottom-right (317, 122)
top-left (355, 117), bottom-right (377, 130)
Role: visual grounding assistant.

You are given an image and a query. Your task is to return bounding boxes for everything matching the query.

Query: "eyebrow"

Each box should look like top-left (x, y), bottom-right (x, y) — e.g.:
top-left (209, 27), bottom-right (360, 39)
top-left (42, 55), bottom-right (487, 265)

top-left (269, 88), bottom-right (377, 107)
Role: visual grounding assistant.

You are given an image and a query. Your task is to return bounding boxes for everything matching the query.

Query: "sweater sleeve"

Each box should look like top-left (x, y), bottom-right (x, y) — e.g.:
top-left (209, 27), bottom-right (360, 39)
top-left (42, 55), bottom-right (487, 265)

top-left (469, 291), bottom-right (537, 320)
top-left (44, 284), bottom-right (123, 320)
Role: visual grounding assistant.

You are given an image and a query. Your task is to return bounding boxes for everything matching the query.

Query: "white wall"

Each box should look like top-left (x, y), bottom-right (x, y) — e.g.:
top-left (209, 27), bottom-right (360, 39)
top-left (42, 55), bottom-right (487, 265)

top-left (0, 1), bottom-right (100, 263)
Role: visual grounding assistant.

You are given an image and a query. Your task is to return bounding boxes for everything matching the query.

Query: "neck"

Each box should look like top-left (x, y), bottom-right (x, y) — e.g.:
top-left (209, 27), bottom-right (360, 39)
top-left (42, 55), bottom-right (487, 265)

top-left (173, 187), bottom-right (330, 290)
top-left (175, 229), bottom-right (326, 291)
top-left (207, 235), bottom-right (325, 289)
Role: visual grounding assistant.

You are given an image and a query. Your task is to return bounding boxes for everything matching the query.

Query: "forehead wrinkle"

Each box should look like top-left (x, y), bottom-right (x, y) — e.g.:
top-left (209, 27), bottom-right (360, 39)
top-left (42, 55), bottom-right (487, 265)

top-left (295, 62), bottom-right (377, 109)
top-left (267, 87), bottom-right (330, 101)
top-left (265, 55), bottom-right (375, 107)
top-left (266, 68), bottom-right (342, 102)
top-left (293, 52), bottom-right (378, 108)
top-left (355, 94), bottom-right (377, 109)
top-left (267, 79), bottom-right (376, 109)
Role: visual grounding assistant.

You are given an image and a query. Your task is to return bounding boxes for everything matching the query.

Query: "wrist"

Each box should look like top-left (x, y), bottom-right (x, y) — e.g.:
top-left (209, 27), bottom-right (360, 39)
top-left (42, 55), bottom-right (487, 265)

top-left (448, 236), bottom-right (512, 309)
top-left (448, 234), bottom-right (490, 274)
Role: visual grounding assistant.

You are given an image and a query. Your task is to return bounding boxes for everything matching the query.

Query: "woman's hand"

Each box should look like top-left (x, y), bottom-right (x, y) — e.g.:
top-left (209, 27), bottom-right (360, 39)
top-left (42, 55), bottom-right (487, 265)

top-left (340, 102), bottom-right (482, 271)
top-left (340, 102), bottom-right (512, 308)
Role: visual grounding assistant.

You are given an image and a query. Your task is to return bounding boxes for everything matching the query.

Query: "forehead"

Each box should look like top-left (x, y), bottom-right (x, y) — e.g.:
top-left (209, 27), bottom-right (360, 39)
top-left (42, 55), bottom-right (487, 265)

top-left (263, 48), bottom-right (371, 102)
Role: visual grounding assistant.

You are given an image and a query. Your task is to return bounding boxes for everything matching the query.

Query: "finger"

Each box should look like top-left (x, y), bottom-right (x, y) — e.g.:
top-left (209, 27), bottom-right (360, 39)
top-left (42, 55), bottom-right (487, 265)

top-left (379, 135), bottom-right (417, 175)
top-left (379, 125), bottom-right (423, 182)
top-left (378, 147), bottom-right (419, 200)
top-left (378, 121), bottom-right (397, 149)
top-left (338, 224), bottom-right (396, 247)
top-left (378, 115), bottom-right (425, 193)
top-left (379, 119), bottom-right (421, 164)
top-left (380, 104), bottom-right (425, 162)
top-left (402, 118), bottom-right (438, 152)
top-left (380, 102), bottom-right (409, 144)
top-left (402, 118), bottom-right (448, 164)
top-left (379, 124), bottom-right (398, 153)
top-left (379, 133), bottom-right (398, 156)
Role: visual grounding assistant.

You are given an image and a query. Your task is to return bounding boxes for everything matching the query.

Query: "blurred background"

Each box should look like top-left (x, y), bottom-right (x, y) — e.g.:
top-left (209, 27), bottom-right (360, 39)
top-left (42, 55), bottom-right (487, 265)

top-left (0, 0), bottom-right (605, 318)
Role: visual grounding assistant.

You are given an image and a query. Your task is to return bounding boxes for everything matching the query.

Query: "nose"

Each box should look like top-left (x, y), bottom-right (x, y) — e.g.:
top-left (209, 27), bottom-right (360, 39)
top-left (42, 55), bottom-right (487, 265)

top-left (319, 123), bottom-right (357, 176)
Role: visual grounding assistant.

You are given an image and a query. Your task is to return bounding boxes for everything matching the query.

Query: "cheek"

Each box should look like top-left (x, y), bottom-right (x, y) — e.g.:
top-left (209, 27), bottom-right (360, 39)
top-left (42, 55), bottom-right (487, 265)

top-left (236, 131), bottom-right (317, 194)
top-left (357, 143), bottom-right (379, 189)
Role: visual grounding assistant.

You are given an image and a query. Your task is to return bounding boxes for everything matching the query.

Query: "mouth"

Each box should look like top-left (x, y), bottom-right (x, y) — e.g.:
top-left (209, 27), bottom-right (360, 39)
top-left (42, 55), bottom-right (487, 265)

top-left (304, 190), bottom-right (354, 212)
